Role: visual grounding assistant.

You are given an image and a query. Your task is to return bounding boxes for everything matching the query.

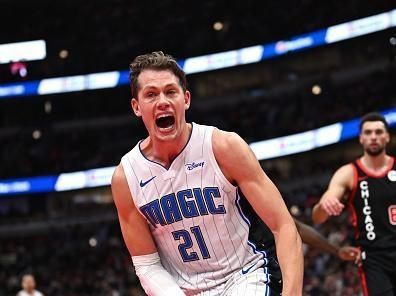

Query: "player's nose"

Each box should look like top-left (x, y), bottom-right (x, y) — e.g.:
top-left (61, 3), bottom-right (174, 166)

top-left (157, 92), bottom-right (170, 107)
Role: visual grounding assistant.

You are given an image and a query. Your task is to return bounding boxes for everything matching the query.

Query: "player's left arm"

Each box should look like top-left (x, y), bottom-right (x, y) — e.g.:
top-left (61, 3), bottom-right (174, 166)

top-left (212, 129), bottom-right (303, 296)
top-left (295, 219), bottom-right (361, 262)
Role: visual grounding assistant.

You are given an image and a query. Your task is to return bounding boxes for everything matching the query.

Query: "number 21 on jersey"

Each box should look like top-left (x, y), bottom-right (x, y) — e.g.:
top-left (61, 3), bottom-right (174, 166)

top-left (172, 226), bottom-right (211, 262)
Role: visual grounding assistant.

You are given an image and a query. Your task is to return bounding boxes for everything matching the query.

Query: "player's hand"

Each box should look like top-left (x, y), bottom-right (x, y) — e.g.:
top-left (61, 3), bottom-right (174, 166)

top-left (318, 196), bottom-right (344, 216)
top-left (338, 246), bottom-right (361, 265)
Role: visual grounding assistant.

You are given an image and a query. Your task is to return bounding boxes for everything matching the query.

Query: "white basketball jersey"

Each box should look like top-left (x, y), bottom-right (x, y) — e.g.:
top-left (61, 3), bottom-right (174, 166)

top-left (121, 123), bottom-right (272, 295)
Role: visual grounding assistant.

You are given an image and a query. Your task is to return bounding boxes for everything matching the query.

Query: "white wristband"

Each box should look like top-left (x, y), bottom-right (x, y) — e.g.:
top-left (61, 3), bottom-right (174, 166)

top-left (132, 252), bottom-right (185, 296)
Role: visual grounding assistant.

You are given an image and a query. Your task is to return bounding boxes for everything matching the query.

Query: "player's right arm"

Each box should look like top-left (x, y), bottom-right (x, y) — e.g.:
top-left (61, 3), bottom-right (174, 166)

top-left (312, 164), bottom-right (354, 224)
top-left (111, 164), bottom-right (185, 296)
top-left (111, 164), bottom-right (157, 255)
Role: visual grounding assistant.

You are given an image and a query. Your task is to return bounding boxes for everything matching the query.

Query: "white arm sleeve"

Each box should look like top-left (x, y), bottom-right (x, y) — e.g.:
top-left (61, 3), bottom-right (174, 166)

top-left (132, 252), bottom-right (185, 296)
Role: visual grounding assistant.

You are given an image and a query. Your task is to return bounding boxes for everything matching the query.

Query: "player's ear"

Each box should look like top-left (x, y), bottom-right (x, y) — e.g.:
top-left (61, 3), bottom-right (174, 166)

top-left (184, 90), bottom-right (191, 110)
top-left (131, 98), bottom-right (141, 117)
top-left (358, 132), bottom-right (364, 145)
top-left (385, 131), bottom-right (390, 144)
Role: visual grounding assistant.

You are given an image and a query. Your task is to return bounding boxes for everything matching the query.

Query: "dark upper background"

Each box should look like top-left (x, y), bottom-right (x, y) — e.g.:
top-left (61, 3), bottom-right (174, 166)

top-left (0, 0), bottom-right (395, 179)
top-left (0, 0), bottom-right (394, 77)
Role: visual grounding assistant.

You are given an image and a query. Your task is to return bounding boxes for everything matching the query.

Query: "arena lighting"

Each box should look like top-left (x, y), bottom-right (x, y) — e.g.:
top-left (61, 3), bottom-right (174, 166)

top-left (0, 40), bottom-right (46, 64)
top-left (59, 49), bottom-right (69, 59)
top-left (32, 129), bottom-right (42, 140)
top-left (213, 21), bottom-right (224, 31)
top-left (0, 9), bottom-right (395, 99)
top-left (44, 101), bottom-right (52, 113)
top-left (10, 62), bottom-right (28, 78)
top-left (89, 237), bottom-right (98, 247)
top-left (0, 107), bottom-right (395, 196)
top-left (311, 84), bottom-right (322, 95)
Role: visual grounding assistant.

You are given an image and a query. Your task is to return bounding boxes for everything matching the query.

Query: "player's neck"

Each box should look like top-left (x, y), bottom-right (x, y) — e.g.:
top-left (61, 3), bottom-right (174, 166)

top-left (143, 123), bottom-right (192, 168)
top-left (361, 153), bottom-right (390, 173)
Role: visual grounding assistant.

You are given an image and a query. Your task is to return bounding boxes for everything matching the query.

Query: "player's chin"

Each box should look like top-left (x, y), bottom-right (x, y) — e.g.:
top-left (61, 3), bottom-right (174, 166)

top-left (366, 146), bottom-right (384, 156)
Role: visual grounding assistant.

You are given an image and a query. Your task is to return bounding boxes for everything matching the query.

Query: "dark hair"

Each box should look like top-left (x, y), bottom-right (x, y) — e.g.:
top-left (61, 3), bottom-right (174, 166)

top-left (359, 112), bottom-right (389, 132)
top-left (129, 51), bottom-right (187, 99)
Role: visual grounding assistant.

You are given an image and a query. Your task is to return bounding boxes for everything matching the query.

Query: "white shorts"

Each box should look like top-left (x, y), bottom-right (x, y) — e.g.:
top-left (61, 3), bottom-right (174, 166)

top-left (190, 260), bottom-right (281, 296)
top-left (221, 265), bottom-right (278, 296)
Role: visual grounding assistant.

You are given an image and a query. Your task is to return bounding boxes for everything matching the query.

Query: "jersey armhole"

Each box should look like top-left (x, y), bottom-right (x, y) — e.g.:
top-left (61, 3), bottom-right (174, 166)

top-left (120, 155), bottom-right (143, 210)
top-left (121, 155), bottom-right (135, 195)
top-left (346, 163), bottom-right (358, 204)
top-left (206, 127), bottom-right (237, 191)
top-left (346, 163), bottom-right (359, 228)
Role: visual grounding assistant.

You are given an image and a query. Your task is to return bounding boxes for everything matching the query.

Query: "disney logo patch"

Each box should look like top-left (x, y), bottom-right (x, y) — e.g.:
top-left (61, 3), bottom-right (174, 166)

top-left (185, 161), bottom-right (205, 172)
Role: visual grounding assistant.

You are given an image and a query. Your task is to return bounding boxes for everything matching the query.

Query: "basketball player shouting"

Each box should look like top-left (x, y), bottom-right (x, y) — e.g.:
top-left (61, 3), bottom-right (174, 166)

top-left (111, 51), bottom-right (303, 296)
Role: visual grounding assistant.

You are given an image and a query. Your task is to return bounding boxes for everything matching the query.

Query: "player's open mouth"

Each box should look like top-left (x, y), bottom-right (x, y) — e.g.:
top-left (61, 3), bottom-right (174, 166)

top-left (156, 115), bottom-right (175, 130)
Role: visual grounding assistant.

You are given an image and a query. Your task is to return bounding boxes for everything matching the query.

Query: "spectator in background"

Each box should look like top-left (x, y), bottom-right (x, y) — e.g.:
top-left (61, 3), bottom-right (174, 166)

top-left (16, 274), bottom-right (44, 296)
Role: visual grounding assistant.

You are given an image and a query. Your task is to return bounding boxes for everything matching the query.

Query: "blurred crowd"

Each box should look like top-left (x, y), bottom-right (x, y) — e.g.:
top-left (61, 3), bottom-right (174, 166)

top-left (0, 62), bottom-right (395, 180)
top-left (0, 222), bottom-right (145, 296)
top-left (0, 204), bottom-right (364, 296)
top-left (0, 140), bottom-right (386, 295)
top-left (0, 0), bottom-right (393, 83)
